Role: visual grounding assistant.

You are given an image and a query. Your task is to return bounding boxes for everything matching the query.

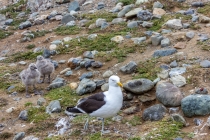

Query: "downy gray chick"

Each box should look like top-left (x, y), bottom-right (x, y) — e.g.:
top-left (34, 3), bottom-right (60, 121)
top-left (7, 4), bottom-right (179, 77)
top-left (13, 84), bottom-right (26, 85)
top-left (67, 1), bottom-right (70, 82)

top-left (36, 55), bottom-right (54, 83)
top-left (20, 63), bottom-right (41, 98)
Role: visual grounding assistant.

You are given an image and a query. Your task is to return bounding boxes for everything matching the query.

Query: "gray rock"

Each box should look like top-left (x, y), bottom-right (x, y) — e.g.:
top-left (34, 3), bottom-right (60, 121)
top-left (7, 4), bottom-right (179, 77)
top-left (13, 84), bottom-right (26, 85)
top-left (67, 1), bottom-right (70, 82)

top-left (182, 23), bottom-right (189, 29)
top-left (144, 31), bottom-right (153, 36)
top-left (151, 34), bottom-right (163, 46)
top-left (142, 21), bottom-right (153, 28)
top-left (19, 21), bottom-right (32, 29)
top-left (13, 132), bottom-right (25, 140)
top-left (123, 78), bottom-right (154, 94)
top-left (51, 40), bottom-right (62, 45)
top-left (169, 67), bottom-right (186, 77)
top-left (79, 72), bottom-right (93, 80)
top-left (181, 94), bottom-right (210, 117)
top-left (198, 34), bottom-right (209, 42)
top-left (61, 14), bottom-right (76, 24)
top-left (131, 37), bottom-right (146, 44)
top-left (94, 79), bottom-right (106, 88)
top-left (120, 61), bottom-right (137, 74)
top-left (156, 81), bottom-right (184, 106)
top-left (137, 10), bottom-right (153, 21)
top-left (161, 38), bottom-right (170, 47)
top-left (47, 77), bottom-right (65, 90)
top-left (43, 49), bottom-right (51, 58)
top-left (192, 2), bottom-right (205, 7)
top-left (200, 60), bottom-right (210, 68)
top-left (143, 104), bottom-right (167, 121)
top-left (184, 9), bottom-right (195, 15)
top-left (193, 118), bottom-right (203, 126)
top-left (46, 100), bottom-right (61, 114)
top-left (117, 4), bottom-right (133, 18)
top-left (186, 31), bottom-right (195, 39)
top-left (18, 110), bottom-right (28, 121)
top-left (112, 18), bottom-right (125, 24)
top-left (138, 94), bottom-right (156, 102)
top-left (123, 106), bottom-right (139, 114)
top-left (58, 60), bottom-right (66, 64)
top-left (5, 19), bottom-right (13, 25)
top-left (125, 8), bottom-right (143, 18)
top-left (195, 87), bottom-right (208, 94)
top-left (192, 14), bottom-right (199, 22)
top-left (37, 97), bottom-right (46, 106)
top-left (153, 48), bottom-right (177, 57)
top-left (23, 135), bottom-right (39, 140)
top-left (97, 2), bottom-right (105, 10)
top-left (127, 21), bottom-right (139, 28)
top-left (171, 114), bottom-right (187, 126)
top-left (56, 0), bottom-right (71, 4)
top-left (170, 60), bottom-right (178, 68)
top-left (153, 1), bottom-right (163, 9)
top-left (96, 18), bottom-right (106, 27)
top-left (103, 70), bottom-right (113, 78)
top-left (66, 21), bottom-right (75, 26)
top-left (65, 70), bottom-right (73, 76)
top-left (0, 57), bottom-right (7, 61)
top-left (88, 34), bottom-right (97, 40)
top-left (161, 29), bottom-right (171, 34)
top-left (174, 138), bottom-right (183, 140)
top-left (68, 1), bottom-right (80, 12)
top-left (76, 78), bottom-right (96, 95)
top-left (165, 19), bottom-right (182, 29)
top-left (170, 75), bottom-right (186, 87)
top-left (101, 22), bottom-right (109, 29)
top-left (83, 50), bottom-right (98, 59)
top-left (91, 61), bottom-right (103, 68)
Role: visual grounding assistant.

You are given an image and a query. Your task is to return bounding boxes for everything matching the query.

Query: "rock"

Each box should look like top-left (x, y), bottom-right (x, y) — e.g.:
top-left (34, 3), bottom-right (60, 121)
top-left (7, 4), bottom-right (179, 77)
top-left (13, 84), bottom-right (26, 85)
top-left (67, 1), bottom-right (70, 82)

top-left (161, 29), bottom-right (171, 34)
top-left (13, 132), bottom-right (25, 140)
top-left (153, 1), bottom-right (163, 8)
top-left (69, 82), bottom-right (78, 90)
top-left (186, 31), bottom-right (195, 39)
top-left (91, 61), bottom-right (103, 68)
top-left (60, 68), bottom-right (71, 75)
top-left (125, 8), bottom-right (143, 18)
top-left (200, 60), bottom-right (210, 68)
top-left (169, 107), bottom-right (179, 114)
top-left (123, 78), bottom-right (154, 95)
top-left (56, 0), bottom-right (71, 4)
top-left (68, 1), bottom-right (80, 12)
top-left (181, 94), bottom-right (210, 117)
top-left (5, 19), bottom-right (13, 25)
top-left (84, 59), bottom-right (95, 69)
top-left (65, 70), bottom-right (73, 76)
top-left (110, 2), bottom-right (123, 13)
top-left (112, 18), bottom-right (125, 24)
top-left (142, 21), bottom-right (153, 28)
top-left (0, 14), bottom-right (6, 23)
top-left (123, 106), bottom-right (139, 114)
top-left (6, 107), bottom-right (16, 113)
top-left (47, 77), bottom-right (65, 90)
top-left (169, 67), bottom-right (186, 77)
top-left (67, 57), bottom-right (82, 69)
top-left (76, 78), bottom-right (96, 95)
top-left (94, 79), bottom-right (106, 88)
top-left (171, 114), bottom-right (187, 126)
top-left (61, 14), bottom-right (76, 24)
top-left (127, 21), bottom-right (139, 28)
top-left (191, 2), bottom-right (204, 7)
top-left (19, 61), bottom-right (27, 65)
top-left (170, 60), bottom-right (178, 68)
top-left (193, 118), bottom-right (203, 126)
top-left (165, 19), bottom-right (182, 30)
top-left (170, 75), bottom-right (186, 87)
top-left (138, 94), bottom-right (156, 102)
top-left (151, 34), bottom-right (163, 46)
top-left (37, 97), bottom-right (46, 106)
top-left (117, 4), bottom-right (133, 18)
top-left (23, 135), bottom-right (39, 140)
top-left (19, 21), bottom-right (32, 29)
top-left (101, 22), bottom-right (109, 29)
top-left (143, 104), bottom-right (167, 121)
top-left (97, 2), bottom-right (105, 10)
top-left (195, 87), bottom-right (208, 94)
top-left (88, 34), bottom-right (97, 40)
top-left (112, 115), bottom-right (122, 122)
top-left (161, 38), bottom-right (170, 47)
top-left (131, 37), bottom-right (146, 44)
top-left (96, 18), bottom-right (106, 27)
top-left (184, 9), bottom-right (195, 15)
top-left (49, 44), bottom-right (57, 50)
top-left (153, 8), bottom-right (166, 16)
top-left (51, 40), bottom-right (63, 45)
top-left (153, 48), bottom-right (177, 57)
top-left (101, 83), bottom-right (109, 91)
top-left (46, 100), bottom-right (61, 114)
top-left (18, 110), bottom-right (28, 121)
top-left (79, 72), bottom-right (93, 80)
top-left (199, 15), bottom-right (210, 23)
top-left (83, 50), bottom-right (98, 59)
top-left (157, 69), bottom-right (169, 79)
top-left (66, 21), bottom-right (75, 26)
top-left (111, 35), bottom-right (124, 43)
top-left (137, 10), bottom-right (153, 21)
top-left (136, 0), bottom-right (148, 5)
top-left (156, 81), bottom-right (184, 106)
top-left (173, 42), bottom-right (186, 49)
top-left (103, 70), bottom-right (113, 78)
top-left (198, 34), bottom-right (209, 42)
top-left (120, 61), bottom-right (137, 74)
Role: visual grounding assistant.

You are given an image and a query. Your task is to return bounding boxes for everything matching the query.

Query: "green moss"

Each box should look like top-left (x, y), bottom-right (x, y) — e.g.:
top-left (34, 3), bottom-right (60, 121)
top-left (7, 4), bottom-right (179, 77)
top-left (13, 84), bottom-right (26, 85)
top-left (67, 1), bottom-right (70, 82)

top-left (26, 44), bottom-right (36, 49)
top-left (45, 86), bottom-right (81, 108)
top-left (31, 30), bottom-right (51, 38)
top-left (0, 132), bottom-right (13, 140)
top-left (55, 26), bottom-right (81, 35)
top-left (25, 102), bottom-right (33, 107)
top-left (128, 115), bottom-right (142, 126)
top-left (134, 58), bottom-right (161, 80)
top-left (0, 30), bottom-right (13, 40)
top-left (149, 15), bottom-right (172, 31)
top-left (27, 121), bottom-right (54, 134)
top-left (118, 0), bottom-right (136, 5)
top-left (197, 3), bottom-right (210, 16)
top-left (27, 106), bottom-right (50, 123)
top-left (174, 13), bottom-right (191, 21)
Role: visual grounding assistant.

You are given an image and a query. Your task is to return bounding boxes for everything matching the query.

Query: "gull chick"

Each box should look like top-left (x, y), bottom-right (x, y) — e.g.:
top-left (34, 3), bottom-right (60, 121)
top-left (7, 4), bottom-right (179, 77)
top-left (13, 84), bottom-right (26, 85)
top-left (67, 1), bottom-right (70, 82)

top-left (20, 63), bottom-right (41, 98)
top-left (36, 55), bottom-right (54, 83)
top-left (65, 75), bottom-right (123, 134)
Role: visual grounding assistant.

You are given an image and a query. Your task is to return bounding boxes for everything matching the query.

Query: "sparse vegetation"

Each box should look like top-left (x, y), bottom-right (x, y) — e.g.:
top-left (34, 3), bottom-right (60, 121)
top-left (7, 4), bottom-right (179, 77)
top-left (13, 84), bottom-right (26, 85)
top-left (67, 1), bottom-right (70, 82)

top-left (31, 30), bottom-right (51, 38)
top-left (197, 3), bottom-right (210, 16)
top-left (55, 26), bottom-right (81, 35)
top-left (118, 0), bottom-right (136, 5)
top-left (26, 44), bottom-right (36, 49)
top-left (27, 106), bottom-right (50, 123)
top-left (0, 132), bottom-right (13, 140)
top-left (25, 102), bottom-right (33, 107)
top-left (0, 30), bottom-right (13, 40)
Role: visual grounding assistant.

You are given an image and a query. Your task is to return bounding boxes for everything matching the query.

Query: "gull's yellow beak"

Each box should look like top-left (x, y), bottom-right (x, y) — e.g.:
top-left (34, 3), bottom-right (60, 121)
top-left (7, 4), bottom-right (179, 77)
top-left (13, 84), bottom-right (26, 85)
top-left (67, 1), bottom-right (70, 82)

top-left (117, 82), bottom-right (123, 87)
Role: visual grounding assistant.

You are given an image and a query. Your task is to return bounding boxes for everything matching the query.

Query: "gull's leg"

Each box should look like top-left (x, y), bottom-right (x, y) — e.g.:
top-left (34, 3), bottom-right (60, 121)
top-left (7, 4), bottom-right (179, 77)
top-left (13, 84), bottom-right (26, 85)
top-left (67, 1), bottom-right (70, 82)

top-left (33, 84), bottom-right (41, 95)
top-left (25, 85), bottom-right (31, 98)
top-left (84, 116), bottom-right (89, 131)
top-left (48, 74), bottom-right (51, 83)
top-left (101, 118), bottom-right (110, 134)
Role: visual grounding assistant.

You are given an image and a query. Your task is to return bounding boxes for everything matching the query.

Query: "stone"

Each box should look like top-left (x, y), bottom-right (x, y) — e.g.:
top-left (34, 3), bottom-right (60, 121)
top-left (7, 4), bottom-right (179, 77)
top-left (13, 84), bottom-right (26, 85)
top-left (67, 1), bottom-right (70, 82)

top-left (61, 14), bottom-right (76, 24)
top-left (67, 57), bottom-right (83, 69)
top-left (143, 104), bottom-right (167, 121)
top-left (153, 8), bottom-right (166, 16)
top-left (138, 94), bottom-right (156, 102)
top-left (169, 67), bottom-right (186, 77)
top-left (111, 35), bottom-right (124, 43)
top-left (184, 9), bottom-right (195, 15)
top-left (123, 106), bottom-right (139, 114)
top-left (19, 61), bottom-right (27, 65)
top-left (200, 60), bottom-right (210, 68)
top-left (84, 59), bottom-right (95, 69)
top-left (60, 68), bottom-right (71, 75)
top-left (66, 21), bottom-right (76, 26)
top-left (5, 19), bottom-right (13, 25)
top-left (173, 42), bottom-right (186, 49)
top-left (199, 15), bottom-right (210, 23)
top-left (101, 22), bottom-right (109, 29)
top-left (46, 100), bottom-right (61, 114)
top-left (151, 34), bottom-right (163, 46)
top-left (18, 110), bottom-right (28, 121)
top-left (161, 29), bottom-right (171, 34)
top-left (170, 75), bottom-right (186, 87)
top-left (181, 94), bottom-right (210, 117)
top-left (112, 18), bottom-right (125, 24)
top-left (96, 18), bottom-right (106, 27)
top-left (19, 21), bottom-right (32, 29)
top-left (193, 118), bottom-right (203, 126)
top-left (47, 77), bottom-right (65, 90)
top-left (88, 34), bottom-right (97, 40)
top-left (49, 44), bottom-right (57, 50)
top-left (171, 114), bottom-right (187, 126)
top-left (6, 107), bottom-right (16, 113)
top-left (97, 2), bottom-right (105, 10)
top-left (186, 31), bottom-right (195, 39)
top-left (68, 1), bottom-right (80, 12)
top-left (191, 2), bottom-right (205, 7)
top-left (137, 10), bottom-right (153, 21)
top-left (79, 72), bottom-right (93, 81)
top-left (103, 70), bottom-right (113, 78)
top-left (23, 135), bottom-right (39, 140)
top-left (117, 4), bottom-right (133, 18)
top-left (153, 1), bottom-right (163, 8)
top-left (69, 82), bottom-right (78, 90)
top-left (198, 34), bottom-right (209, 42)
top-left (55, 15), bottom-right (63, 21)
top-left (91, 61), bottom-right (103, 68)
top-left (131, 37), bottom-right (146, 44)
top-left (76, 78), bottom-right (96, 95)
top-left (63, 37), bottom-right (72, 42)
top-left (120, 61), bottom-right (137, 74)
top-left (123, 78), bottom-right (154, 95)
top-left (125, 8), bottom-right (143, 18)
top-left (192, 14), bottom-right (199, 22)
top-left (136, 0), bottom-right (148, 5)
top-left (161, 38), bottom-right (170, 47)
top-left (157, 69), bottom-right (169, 79)
top-left (37, 97), bottom-right (46, 106)
top-left (165, 19), bottom-right (182, 30)
top-left (13, 132), bottom-right (25, 140)
top-left (83, 50), bottom-right (98, 59)
top-left (127, 21), bottom-right (139, 28)
top-left (142, 21), bottom-right (153, 28)
top-left (170, 60), bottom-right (178, 68)
top-left (156, 81), bottom-right (184, 106)
top-left (153, 48), bottom-right (177, 57)
top-left (65, 71), bottom-right (73, 76)
top-left (195, 87), bottom-right (208, 94)
top-left (94, 79), bottom-right (106, 88)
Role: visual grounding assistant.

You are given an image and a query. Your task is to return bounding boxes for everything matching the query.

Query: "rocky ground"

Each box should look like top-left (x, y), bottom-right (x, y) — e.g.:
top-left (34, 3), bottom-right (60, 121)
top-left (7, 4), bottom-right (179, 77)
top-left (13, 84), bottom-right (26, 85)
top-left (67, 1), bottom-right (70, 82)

top-left (1, 0), bottom-right (210, 140)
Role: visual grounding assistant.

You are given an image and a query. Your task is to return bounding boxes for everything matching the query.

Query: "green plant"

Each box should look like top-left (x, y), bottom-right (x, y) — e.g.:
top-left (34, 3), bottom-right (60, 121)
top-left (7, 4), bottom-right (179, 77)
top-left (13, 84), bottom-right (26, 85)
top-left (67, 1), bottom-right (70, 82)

top-left (55, 26), bottom-right (81, 35)
top-left (26, 44), bottom-right (36, 49)
top-left (197, 3), bottom-right (210, 16)
top-left (0, 132), bottom-right (13, 139)
top-left (118, 0), bottom-right (136, 5)
top-left (0, 30), bottom-right (13, 40)
top-left (128, 115), bottom-right (142, 126)
top-left (27, 106), bottom-right (50, 123)
top-left (25, 102), bottom-right (33, 107)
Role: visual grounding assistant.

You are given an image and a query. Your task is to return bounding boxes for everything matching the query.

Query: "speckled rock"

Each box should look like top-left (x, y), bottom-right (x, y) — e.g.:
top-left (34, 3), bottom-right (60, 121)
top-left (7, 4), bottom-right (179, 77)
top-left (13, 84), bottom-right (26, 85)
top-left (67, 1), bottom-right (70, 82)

top-left (76, 78), bottom-right (96, 95)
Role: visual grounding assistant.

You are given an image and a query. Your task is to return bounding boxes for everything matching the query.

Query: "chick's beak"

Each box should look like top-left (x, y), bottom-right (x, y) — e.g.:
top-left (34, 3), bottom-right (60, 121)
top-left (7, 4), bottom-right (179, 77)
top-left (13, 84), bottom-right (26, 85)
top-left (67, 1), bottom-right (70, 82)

top-left (117, 82), bottom-right (123, 87)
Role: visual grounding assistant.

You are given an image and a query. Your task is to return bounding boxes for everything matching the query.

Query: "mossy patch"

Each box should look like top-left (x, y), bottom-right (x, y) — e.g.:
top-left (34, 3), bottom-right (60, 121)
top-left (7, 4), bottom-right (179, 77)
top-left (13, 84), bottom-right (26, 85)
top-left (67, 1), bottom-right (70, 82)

top-left (0, 132), bottom-right (13, 140)
top-left (27, 106), bottom-right (50, 123)
top-left (0, 30), bottom-right (13, 40)
top-left (26, 121), bottom-right (54, 135)
top-left (26, 44), bottom-right (36, 49)
top-left (197, 3), bottom-right (210, 16)
top-left (118, 0), bottom-right (136, 5)
top-left (134, 58), bottom-right (161, 80)
top-left (31, 30), bottom-right (51, 38)
top-left (55, 26), bottom-right (81, 35)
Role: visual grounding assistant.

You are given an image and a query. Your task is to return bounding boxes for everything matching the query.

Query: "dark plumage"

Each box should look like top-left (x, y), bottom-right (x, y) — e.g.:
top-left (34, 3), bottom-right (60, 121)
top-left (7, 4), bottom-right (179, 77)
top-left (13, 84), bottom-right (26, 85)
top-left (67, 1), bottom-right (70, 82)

top-left (20, 63), bottom-right (40, 98)
top-left (36, 55), bottom-right (54, 83)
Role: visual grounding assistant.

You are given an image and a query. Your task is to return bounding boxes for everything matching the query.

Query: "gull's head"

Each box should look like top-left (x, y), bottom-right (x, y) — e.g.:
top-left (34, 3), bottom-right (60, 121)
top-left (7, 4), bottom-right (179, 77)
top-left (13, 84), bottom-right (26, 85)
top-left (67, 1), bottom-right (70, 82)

top-left (109, 75), bottom-right (123, 87)
top-left (37, 55), bottom-right (44, 61)
top-left (29, 63), bottom-right (37, 70)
